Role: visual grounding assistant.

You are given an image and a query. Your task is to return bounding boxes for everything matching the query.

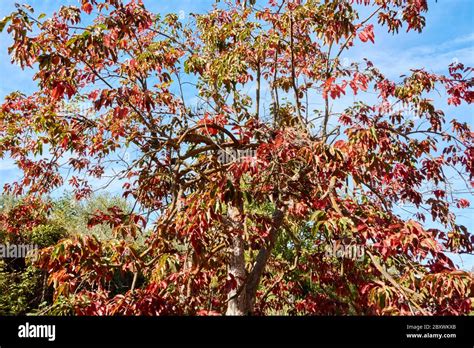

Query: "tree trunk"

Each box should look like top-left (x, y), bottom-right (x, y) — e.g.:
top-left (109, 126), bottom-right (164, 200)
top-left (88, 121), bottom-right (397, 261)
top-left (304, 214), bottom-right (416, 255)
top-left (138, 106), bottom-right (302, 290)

top-left (226, 202), bottom-right (248, 315)
top-left (226, 203), bottom-right (284, 315)
top-left (226, 232), bottom-right (248, 315)
top-left (244, 208), bottom-right (284, 313)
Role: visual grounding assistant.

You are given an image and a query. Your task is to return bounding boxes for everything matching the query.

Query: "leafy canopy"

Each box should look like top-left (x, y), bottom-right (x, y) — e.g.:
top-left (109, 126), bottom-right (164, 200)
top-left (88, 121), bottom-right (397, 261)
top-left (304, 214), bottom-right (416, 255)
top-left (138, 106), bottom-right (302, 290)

top-left (0, 0), bottom-right (473, 315)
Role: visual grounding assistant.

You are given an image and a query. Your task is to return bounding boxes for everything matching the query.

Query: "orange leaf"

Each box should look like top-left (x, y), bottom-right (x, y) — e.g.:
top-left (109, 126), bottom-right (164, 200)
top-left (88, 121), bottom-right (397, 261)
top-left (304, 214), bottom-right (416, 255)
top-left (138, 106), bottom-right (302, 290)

top-left (82, 2), bottom-right (93, 14)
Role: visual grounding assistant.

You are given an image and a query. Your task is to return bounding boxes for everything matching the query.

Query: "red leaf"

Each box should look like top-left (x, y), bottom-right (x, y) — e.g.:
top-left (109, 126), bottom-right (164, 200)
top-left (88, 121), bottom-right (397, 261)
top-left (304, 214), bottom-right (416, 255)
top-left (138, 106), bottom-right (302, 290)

top-left (359, 24), bottom-right (375, 43)
top-left (457, 198), bottom-right (470, 208)
top-left (52, 83), bottom-right (65, 100)
top-left (82, 2), bottom-right (93, 14)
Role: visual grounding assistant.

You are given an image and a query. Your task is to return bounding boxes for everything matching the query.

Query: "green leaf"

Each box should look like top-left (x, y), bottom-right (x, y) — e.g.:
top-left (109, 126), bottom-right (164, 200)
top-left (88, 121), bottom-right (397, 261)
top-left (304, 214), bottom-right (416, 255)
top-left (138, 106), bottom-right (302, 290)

top-left (370, 127), bottom-right (378, 141)
top-left (0, 15), bottom-right (12, 33)
top-left (37, 142), bottom-right (43, 156)
top-left (310, 210), bottom-right (326, 222)
top-left (23, 5), bottom-right (34, 13)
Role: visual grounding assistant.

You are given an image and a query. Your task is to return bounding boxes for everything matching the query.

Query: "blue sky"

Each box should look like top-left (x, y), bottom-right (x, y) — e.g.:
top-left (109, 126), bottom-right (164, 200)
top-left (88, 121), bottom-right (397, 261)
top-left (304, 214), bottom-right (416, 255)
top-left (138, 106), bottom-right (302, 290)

top-left (0, 0), bottom-right (473, 269)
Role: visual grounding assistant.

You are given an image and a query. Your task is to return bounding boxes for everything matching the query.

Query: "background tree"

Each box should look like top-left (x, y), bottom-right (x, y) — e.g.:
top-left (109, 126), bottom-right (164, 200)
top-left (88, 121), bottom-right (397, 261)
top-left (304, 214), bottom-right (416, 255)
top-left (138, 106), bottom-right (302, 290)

top-left (0, 0), bottom-right (472, 315)
top-left (0, 193), bottom-right (133, 315)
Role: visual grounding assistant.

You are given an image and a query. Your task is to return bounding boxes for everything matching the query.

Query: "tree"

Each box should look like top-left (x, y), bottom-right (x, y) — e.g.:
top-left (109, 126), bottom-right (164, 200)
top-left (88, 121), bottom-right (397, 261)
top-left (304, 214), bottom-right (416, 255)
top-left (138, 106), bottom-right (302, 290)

top-left (0, 195), bottom-right (67, 315)
top-left (0, 0), bottom-right (472, 315)
top-left (0, 193), bottom-right (134, 315)
top-left (52, 192), bottom-right (132, 241)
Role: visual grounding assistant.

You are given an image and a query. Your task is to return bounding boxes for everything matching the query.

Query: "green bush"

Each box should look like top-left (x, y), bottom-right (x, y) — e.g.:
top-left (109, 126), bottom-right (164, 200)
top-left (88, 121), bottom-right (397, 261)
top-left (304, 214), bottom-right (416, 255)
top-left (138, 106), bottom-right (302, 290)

top-left (0, 193), bottom-right (136, 315)
top-left (30, 223), bottom-right (68, 248)
top-left (0, 261), bottom-right (44, 315)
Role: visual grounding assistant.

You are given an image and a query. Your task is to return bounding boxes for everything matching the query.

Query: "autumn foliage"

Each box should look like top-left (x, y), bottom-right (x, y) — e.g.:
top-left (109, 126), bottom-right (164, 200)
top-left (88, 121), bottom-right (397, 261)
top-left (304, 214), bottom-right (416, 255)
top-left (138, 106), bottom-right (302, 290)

top-left (0, 0), bottom-right (473, 315)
